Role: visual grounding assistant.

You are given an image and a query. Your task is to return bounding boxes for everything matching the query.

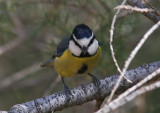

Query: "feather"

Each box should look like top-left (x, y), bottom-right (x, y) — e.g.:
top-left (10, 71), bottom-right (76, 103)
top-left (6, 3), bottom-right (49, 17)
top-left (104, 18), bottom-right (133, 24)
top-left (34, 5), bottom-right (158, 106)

top-left (40, 58), bottom-right (55, 67)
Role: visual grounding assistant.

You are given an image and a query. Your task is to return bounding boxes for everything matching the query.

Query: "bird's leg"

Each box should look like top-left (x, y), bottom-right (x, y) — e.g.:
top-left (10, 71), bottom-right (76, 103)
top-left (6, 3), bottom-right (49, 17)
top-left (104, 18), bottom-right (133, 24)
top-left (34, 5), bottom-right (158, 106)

top-left (88, 73), bottom-right (101, 97)
top-left (61, 77), bottom-right (70, 92)
top-left (88, 73), bottom-right (100, 87)
top-left (61, 77), bottom-right (72, 101)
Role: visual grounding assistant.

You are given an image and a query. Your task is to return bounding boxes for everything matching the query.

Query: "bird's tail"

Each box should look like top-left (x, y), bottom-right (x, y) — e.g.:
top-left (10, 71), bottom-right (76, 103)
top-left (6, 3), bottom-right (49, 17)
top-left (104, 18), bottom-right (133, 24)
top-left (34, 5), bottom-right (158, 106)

top-left (40, 58), bottom-right (55, 67)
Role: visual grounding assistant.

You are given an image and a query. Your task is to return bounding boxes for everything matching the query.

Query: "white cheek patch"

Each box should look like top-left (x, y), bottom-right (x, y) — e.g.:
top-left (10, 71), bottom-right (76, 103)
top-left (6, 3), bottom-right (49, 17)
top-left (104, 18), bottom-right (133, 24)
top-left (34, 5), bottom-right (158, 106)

top-left (69, 40), bottom-right (82, 56)
top-left (88, 39), bottom-right (99, 55)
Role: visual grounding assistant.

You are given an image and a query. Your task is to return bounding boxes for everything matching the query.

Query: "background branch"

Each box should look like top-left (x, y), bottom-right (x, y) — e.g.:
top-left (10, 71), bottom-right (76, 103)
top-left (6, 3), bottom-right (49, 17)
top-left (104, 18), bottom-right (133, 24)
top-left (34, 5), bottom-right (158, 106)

top-left (0, 13), bottom-right (26, 56)
top-left (0, 111), bottom-right (8, 113)
top-left (0, 63), bottom-right (40, 90)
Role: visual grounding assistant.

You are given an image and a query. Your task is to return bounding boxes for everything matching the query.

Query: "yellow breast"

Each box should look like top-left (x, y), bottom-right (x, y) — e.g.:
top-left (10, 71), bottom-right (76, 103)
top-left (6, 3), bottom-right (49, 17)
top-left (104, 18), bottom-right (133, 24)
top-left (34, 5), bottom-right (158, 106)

top-left (54, 46), bottom-right (101, 77)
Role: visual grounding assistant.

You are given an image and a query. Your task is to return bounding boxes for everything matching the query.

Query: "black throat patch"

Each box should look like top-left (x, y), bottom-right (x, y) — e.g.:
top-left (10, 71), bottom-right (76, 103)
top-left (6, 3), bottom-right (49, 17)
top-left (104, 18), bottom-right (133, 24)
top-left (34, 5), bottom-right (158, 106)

top-left (77, 64), bottom-right (88, 74)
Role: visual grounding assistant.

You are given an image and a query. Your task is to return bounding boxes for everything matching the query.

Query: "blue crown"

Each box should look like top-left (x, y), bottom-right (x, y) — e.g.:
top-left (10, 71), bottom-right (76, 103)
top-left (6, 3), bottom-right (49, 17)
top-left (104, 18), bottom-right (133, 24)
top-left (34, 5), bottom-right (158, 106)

top-left (72, 24), bottom-right (93, 39)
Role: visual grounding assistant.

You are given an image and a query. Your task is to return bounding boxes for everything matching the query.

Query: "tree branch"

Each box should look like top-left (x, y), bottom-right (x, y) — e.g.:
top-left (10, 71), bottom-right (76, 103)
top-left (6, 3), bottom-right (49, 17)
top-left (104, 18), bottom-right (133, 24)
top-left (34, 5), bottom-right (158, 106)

top-left (127, 0), bottom-right (160, 23)
top-left (7, 60), bottom-right (160, 113)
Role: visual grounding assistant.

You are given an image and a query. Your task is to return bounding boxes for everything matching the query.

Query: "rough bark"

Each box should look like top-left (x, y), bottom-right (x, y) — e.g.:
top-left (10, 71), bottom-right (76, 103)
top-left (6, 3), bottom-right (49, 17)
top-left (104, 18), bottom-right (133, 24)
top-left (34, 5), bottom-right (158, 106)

top-left (127, 0), bottom-right (160, 23)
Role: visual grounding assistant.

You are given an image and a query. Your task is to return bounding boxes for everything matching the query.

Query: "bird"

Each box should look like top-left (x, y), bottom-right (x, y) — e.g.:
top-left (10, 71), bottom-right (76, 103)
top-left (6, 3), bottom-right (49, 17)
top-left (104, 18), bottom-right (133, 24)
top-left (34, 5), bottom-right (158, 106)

top-left (41, 24), bottom-right (101, 96)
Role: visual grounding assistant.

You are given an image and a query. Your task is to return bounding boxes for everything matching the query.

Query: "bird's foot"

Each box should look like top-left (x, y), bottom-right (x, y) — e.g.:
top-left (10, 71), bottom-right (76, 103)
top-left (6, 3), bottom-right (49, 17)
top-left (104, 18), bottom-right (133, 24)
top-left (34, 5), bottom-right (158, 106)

top-left (64, 85), bottom-right (72, 96)
top-left (88, 73), bottom-right (102, 98)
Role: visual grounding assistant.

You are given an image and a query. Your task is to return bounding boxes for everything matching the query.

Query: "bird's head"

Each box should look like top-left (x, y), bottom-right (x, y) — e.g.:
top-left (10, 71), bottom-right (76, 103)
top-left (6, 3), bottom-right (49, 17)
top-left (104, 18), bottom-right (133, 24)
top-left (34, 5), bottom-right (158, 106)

top-left (69, 24), bottom-right (99, 57)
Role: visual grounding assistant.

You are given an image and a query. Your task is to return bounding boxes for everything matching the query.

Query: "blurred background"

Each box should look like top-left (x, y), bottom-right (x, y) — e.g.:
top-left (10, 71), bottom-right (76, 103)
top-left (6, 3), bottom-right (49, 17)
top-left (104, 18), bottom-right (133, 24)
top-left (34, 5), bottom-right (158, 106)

top-left (0, 0), bottom-right (160, 113)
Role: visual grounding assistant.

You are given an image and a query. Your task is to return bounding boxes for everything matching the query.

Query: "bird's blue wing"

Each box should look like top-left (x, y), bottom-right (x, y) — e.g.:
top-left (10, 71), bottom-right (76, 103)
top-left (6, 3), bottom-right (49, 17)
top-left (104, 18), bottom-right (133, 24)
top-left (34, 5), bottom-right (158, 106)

top-left (55, 36), bottom-right (70, 57)
top-left (41, 36), bottom-right (70, 67)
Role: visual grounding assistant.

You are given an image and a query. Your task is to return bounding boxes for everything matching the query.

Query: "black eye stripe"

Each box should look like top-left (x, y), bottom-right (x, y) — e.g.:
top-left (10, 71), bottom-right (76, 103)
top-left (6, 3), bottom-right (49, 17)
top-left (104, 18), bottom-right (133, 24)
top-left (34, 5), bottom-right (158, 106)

top-left (87, 35), bottom-right (95, 47)
top-left (70, 35), bottom-right (82, 49)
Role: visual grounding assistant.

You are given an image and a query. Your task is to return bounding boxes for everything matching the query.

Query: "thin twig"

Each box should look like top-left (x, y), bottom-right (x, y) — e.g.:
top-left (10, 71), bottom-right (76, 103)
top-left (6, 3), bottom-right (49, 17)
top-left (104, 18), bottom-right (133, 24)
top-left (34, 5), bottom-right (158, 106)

top-left (109, 0), bottom-right (132, 83)
top-left (115, 5), bottom-right (154, 13)
top-left (97, 77), bottom-right (160, 113)
top-left (99, 67), bottom-right (160, 113)
top-left (109, 0), bottom-right (126, 74)
top-left (107, 20), bottom-right (160, 103)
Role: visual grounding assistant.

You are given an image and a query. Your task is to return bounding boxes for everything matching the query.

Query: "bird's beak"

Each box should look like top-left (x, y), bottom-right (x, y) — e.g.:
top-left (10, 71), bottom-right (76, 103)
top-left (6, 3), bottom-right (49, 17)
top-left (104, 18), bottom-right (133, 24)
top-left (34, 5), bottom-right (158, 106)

top-left (82, 46), bottom-right (88, 54)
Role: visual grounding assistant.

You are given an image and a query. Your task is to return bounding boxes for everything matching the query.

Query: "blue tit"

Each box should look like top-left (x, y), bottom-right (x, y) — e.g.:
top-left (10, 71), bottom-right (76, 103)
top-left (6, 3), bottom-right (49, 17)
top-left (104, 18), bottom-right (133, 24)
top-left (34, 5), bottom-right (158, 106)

top-left (41, 24), bottom-right (101, 95)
